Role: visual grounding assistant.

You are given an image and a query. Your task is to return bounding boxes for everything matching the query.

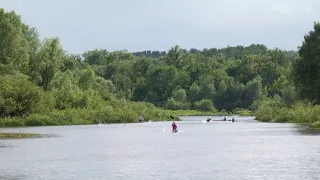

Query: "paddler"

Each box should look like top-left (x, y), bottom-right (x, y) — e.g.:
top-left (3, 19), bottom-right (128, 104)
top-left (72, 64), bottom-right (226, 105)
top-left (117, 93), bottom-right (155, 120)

top-left (172, 121), bottom-right (178, 132)
top-left (139, 115), bottom-right (144, 122)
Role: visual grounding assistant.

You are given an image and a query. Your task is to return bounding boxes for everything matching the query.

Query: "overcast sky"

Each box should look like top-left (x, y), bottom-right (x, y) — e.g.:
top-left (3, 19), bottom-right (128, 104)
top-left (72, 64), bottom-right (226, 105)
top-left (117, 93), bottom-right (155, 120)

top-left (1, 0), bottom-right (319, 53)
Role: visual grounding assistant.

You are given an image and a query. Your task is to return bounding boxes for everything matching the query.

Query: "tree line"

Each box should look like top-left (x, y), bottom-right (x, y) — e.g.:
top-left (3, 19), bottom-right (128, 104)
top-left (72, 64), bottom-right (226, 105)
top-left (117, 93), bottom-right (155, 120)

top-left (0, 9), bottom-right (177, 126)
top-left (85, 44), bottom-right (297, 112)
top-left (254, 22), bottom-right (320, 128)
top-left (2, 8), bottom-right (315, 126)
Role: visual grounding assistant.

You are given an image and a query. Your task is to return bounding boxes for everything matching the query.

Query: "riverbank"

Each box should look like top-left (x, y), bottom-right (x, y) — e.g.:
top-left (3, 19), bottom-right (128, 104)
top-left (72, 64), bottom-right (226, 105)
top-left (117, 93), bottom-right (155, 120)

top-left (168, 109), bottom-right (252, 117)
top-left (0, 108), bottom-right (253, 127)
top-left (0, 108), bottom-right (179, 127)
top-left (254, 101), bottom-right (320, 128)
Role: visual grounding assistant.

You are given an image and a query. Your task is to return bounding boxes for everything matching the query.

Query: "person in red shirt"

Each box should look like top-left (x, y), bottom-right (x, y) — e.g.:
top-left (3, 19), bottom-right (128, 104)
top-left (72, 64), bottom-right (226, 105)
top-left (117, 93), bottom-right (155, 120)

top-left (172, 121), bottom-right (178, 132)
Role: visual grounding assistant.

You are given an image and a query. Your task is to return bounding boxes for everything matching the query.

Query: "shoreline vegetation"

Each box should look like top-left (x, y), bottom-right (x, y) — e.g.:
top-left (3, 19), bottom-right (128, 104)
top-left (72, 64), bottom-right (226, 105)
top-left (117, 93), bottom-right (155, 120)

top-left (0, 110), bottom-right (251, 139)
top-left (254, 100), bottom-right (320, 128)
top-left (0, 8), bottom-right (259, 129)
top-left (1, 8), bottom-right (320, 130)
top-left (0, 109), bottom-right (252, 127)
top-left (169, 109), bottom-right (252, 117)
top-left (252, 22), bottom-right (320, 129)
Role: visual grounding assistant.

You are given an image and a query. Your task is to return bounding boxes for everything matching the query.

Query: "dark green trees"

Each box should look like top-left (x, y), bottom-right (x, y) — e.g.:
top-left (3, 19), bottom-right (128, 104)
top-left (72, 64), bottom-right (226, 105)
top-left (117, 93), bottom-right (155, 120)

top-left (294, 22), bottom-right (320, 103)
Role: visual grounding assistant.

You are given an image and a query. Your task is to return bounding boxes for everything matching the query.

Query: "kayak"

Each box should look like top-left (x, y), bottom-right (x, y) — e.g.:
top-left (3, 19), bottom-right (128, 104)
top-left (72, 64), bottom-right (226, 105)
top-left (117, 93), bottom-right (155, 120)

top-left (172, 129), bottom-right (178, 133)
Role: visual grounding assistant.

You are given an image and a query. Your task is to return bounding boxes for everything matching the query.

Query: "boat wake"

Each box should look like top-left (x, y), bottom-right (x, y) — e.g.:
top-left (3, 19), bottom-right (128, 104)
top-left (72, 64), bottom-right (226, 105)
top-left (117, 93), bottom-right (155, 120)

top-left (163, 122), bottom-right (167, 132)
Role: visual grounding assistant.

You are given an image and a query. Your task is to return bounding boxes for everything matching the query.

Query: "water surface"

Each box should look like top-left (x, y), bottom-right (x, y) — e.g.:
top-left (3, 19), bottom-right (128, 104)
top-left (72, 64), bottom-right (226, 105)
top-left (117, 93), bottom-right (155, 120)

top-left (1, 116), bottom-right (320, 180)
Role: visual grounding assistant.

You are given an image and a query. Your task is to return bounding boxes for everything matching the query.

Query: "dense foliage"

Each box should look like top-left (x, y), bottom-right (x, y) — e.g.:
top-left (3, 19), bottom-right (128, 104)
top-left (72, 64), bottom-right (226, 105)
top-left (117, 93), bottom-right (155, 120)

top-left (0, 9), bottom-right (178, 126)
top-left (2, 8), bottom-right (318, 127)
top-left (293, 22), bottom-right (320, 103)
top-left (86, 44), bottom-right (297, 112)
top-left (254, 22), bottom-right (320, 127)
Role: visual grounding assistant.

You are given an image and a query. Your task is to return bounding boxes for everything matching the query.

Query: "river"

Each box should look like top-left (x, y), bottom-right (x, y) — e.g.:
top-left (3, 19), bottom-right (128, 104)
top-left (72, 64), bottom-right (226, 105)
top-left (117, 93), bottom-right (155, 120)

top-left (1, 116), bottom-right (320, 180)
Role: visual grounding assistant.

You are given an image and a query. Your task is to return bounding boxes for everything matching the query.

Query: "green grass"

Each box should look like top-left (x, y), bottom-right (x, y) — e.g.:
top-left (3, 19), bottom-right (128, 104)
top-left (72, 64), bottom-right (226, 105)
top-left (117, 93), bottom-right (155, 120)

top-left (168, 109), bottom-right (253, 117)
top-left (0, 107), bottom-right (253, 127)
top-left (168, 110), bottom-right (217, 116)
top-left (0, 106), bottom-right (180, 127)
top-left (232, 109), bottom-right (253, 116)
top-left (254, 99), bottom-right (320, 130)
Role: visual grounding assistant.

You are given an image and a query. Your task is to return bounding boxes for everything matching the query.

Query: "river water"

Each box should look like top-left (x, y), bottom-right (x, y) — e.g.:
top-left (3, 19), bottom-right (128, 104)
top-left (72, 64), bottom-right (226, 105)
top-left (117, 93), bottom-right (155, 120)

top-left (1, 116), bottom-right (320, 180)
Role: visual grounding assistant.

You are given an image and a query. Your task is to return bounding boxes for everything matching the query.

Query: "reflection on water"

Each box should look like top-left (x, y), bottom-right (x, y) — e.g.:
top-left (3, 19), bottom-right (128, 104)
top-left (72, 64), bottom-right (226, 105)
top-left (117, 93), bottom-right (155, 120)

top-left (296, 127), bottom-right (320, 135)
top-left (0, 174), bottom-right (27, 180)
top-left (0, 143), bottom-right (13, 148)
top-left (1, 116), bottom-right (320, 180)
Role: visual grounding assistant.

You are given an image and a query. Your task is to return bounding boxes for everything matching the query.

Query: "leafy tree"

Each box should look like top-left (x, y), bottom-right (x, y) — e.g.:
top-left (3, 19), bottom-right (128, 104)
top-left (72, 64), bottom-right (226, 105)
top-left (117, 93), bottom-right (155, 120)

top-left (31, 38), bottom-right (64, 91)
top-left (294, 22), bottom-right (320, 103)
top-left (79, 66), bottom-right (95, 90)
top-left (188, 82), bottom-right (201, 103)
top-left (172, 89), bottom-right (187, 102)
top-left (146, 66), bottom-right (177, 105)
top-left (0, 74), bottom-right (43, 117)
top-left (0, 9), bottom-right (29, 74)
top-left (83, 49), bottom-right (108, 65)
top-left (165, 45), bottom-right (184, 68)
top-left (166, 98), bottom-right (190, 110)
top-left (242, 76), bottom-right (263, 108)
top-left (194, 99), bottom-right (215, 111)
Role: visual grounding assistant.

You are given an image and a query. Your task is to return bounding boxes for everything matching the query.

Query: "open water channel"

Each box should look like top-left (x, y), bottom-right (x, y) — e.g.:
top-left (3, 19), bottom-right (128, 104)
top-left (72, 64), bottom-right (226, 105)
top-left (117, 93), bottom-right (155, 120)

top-left (1, 116), bottom-right (320, 180)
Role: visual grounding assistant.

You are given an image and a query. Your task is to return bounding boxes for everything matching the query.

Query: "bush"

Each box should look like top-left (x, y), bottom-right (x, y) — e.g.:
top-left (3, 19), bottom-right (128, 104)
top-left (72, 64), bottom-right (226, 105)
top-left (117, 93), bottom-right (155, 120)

top-left (0, 117), bottom-right (24, 127)
top-left (25, 114), bottom-right (55, 126)
top-left (0, 74), bottom-right (44, 117)
top-left (255, 98), bottom-right (320, 125)
top-left (0, 97), bottom-right (181, 127)
top-left (194, 99), bottom-right (215, 112)
top-left (166, 98), bottom-right (190, 110)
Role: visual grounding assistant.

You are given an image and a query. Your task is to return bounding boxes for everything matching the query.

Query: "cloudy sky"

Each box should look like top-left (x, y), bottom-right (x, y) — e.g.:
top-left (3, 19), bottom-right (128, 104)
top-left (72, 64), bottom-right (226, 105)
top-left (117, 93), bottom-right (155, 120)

top-left (1, 0), bottom-right (319, 53)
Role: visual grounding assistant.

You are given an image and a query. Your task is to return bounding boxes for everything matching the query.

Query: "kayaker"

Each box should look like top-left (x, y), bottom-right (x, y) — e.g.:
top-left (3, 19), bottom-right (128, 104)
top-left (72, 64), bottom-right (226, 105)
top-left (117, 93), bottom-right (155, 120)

top-left (232, 117), bottom-right (235, 122)
top-left (139, 115), bottom-right (144, 122)
top-left (223, 117), bottom-right (226, 121)
top-left (206, 117), bottom-right (211, 122)
top-left (172, 121), bottom-right (178, 131)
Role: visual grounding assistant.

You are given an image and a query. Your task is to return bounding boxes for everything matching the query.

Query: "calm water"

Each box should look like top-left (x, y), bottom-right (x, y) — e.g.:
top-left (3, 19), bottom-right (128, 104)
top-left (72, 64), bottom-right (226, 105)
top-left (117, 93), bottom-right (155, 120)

top-left (1, 116), bottom-right (320, 180)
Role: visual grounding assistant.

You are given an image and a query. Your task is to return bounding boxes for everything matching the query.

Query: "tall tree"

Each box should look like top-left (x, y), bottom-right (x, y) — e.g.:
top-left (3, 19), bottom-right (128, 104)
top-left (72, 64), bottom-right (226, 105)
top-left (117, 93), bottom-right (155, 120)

top-left (32, 38), bottom-right (64, 91)
top-left (0, 9), bottom-right (29, 74)
top-left (294, 22), bottom-right (320, 103)
top-left (146, 66), bottom-right (177, 105)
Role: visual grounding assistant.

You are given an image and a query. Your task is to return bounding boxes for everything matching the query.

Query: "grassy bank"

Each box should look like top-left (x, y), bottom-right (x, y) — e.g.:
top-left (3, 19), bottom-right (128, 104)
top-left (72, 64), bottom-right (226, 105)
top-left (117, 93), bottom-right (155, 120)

top-left (0, 102), bottom-right (180, 127)
top-left (0, 104), bottom-right (253, 127)
top-left (168, 110), bottom-right (218, 116)
top-left (254, 99), bottom-right (320, 128)
top-left (169, 109), bottom-right (253, 117)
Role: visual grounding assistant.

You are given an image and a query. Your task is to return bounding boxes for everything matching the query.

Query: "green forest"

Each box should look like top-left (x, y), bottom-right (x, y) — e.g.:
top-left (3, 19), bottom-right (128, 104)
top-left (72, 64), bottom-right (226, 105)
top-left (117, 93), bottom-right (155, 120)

top-left (1, 8), bottom-right (320, 127)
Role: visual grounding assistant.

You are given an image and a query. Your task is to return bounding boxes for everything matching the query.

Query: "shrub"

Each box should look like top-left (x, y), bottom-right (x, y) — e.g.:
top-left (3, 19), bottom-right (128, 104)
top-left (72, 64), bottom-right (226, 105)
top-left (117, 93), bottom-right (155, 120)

top-left (0, 74), bottom-right (43, 117)
top-left (194, 99), bottom-right (215, 111)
